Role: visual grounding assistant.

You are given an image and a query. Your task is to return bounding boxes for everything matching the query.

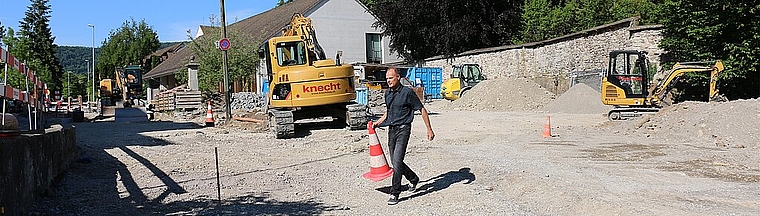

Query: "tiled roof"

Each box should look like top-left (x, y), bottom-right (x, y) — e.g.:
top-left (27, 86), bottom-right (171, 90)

top-left (144, 44), bottom-right (195, 79)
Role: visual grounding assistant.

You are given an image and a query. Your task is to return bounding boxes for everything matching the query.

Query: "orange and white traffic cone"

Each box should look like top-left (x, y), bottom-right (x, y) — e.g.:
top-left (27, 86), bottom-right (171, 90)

top-left (542, 116), bottom-right (552, 138)
top-left (205, 101), bottom-right (215, 127)
top-left (362, 121), bottom-right (394, 182)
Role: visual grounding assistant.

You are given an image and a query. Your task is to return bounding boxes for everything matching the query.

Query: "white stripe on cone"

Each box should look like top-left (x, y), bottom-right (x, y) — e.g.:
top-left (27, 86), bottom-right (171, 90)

top-left (369, 154), bottom-right (389, 168)
top-left (369, 134), bottom-right (380, 146)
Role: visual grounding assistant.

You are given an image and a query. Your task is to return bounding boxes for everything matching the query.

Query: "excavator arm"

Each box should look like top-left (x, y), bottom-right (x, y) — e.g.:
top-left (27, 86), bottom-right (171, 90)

top-left (649, 60), bottom-right (725, 105)
top-left (281, 13), bottom-right (326, 60)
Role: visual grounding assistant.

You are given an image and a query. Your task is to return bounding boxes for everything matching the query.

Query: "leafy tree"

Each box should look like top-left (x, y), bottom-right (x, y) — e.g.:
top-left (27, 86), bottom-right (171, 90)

top-left (1, 26), bottom-right (29, 89)
top-left (97, 18), bottom-right (160, 81)
top-left (277, 0), bottom-right (293, 7)
top-left (178, 22), bottom-right (262, 93)
top-left (61, 71), bottom-right (87, 98)
top-left (16, 0), bottom-right (63, 91)
top-left (659, 0), bottom-right (759, 100)
top-left (371, 0), bottom-right (523, 62)
top-left (521, 0), bottom-right (662, 43)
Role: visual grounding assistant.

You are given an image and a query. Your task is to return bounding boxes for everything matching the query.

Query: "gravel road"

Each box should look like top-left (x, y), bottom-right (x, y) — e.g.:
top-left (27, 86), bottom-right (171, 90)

top-left (29, 103), bottom-right (760, 215)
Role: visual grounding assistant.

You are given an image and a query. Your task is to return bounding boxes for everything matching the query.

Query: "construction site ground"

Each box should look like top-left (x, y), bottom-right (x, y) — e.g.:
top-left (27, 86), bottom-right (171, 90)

top-left (29, 78), bottom-right (759, 215)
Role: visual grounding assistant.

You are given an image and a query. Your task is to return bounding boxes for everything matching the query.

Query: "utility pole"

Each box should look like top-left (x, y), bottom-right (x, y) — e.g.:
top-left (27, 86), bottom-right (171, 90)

top-left (220, 0), bottom-right (231, 120)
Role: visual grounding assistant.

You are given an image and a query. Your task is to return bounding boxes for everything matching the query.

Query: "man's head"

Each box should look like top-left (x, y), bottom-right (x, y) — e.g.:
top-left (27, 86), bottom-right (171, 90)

top-left (386, 67), bottom-right (401, 89)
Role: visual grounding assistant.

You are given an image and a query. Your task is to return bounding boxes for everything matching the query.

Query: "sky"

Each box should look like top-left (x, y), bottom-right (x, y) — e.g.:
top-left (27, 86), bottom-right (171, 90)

top-left (0, 0), bottom-right (280, 47)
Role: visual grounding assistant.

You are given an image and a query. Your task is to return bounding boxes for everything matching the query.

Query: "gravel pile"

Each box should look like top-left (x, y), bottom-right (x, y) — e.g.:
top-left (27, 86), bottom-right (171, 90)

top-left (612, 99), bottom-right (760, 148)
top-left (438, 77), bottom-right (555, 111)
top-left (230, 92), bottom-right (266, 111)
top-left (542, 83), bottom-right (611, 114)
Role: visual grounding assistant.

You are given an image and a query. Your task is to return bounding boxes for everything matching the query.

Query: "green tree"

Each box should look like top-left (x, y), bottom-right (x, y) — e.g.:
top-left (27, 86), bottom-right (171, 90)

top-left (1, 27), bottom-right (27, 89)
top-left (178, 23), bottom-right (262, 93)
top-left (371, 0), bottom-right (523, 62)
top-left (97, 18), bottom-right (160, 81)
top-left (521, 0), bottom-right (662, 43)
top-left (276, 0), bottom-right (293, 7)
top-left (659, 0), bottom-right (759, 100)
top-left (16, 0), bottom-right (63, 91)
top-left (61, 71), bottom-right (86, 98)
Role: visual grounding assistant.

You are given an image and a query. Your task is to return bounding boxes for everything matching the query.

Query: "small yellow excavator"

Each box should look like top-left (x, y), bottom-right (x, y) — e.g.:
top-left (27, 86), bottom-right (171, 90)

top-left (440, 63), bottom-right (486, 101)
top-left (261, 13), bottom-right (366, 138)
top-left (601, 50), bottom-right (724, 120)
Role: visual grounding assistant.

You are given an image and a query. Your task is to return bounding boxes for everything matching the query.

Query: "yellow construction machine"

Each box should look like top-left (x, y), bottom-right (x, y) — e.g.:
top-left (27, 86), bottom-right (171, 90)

top-left (440, 63), bottom-right (486, 101)
top-left (261, 13), bottom-right (366, 138)
top-left (100, 65), bottom-right (143, 108)
top-left (601, 50), bottom-right (724, 120)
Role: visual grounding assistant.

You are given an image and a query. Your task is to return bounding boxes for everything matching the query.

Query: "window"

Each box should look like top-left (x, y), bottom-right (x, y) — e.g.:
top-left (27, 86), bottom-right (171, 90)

top-left (276, 41), bottom-right (307, 66)
top-left (366, 33), bottom-right (382, 64)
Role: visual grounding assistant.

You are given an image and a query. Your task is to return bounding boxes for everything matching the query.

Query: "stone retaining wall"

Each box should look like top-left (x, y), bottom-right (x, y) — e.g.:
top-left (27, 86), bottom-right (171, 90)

top-left (424, 17), bottom-right (663, 93)
top-left (0, 126), bottom-right (78, 215)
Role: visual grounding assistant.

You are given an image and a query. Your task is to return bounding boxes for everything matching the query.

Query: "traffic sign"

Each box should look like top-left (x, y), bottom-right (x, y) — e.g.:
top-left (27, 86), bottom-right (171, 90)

top-left (218, 38), bottom-right (231, 51)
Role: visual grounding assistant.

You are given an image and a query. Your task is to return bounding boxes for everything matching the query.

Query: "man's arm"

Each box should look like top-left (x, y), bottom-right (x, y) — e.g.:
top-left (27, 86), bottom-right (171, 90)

top-left (373, 111), bottom-right (387, 128)
top-left (420, 107), bottom-right (435, 141)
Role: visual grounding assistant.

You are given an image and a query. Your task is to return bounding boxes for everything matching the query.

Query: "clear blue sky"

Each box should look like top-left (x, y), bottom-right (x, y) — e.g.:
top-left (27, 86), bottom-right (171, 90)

top-left (0, 0), bottom-right (280, 47)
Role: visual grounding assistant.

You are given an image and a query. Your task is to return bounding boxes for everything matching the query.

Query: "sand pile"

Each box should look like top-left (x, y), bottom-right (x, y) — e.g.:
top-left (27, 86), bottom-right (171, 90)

top-left (612, 99), bottom-right (760, 148)
top-left (542, 83), bottom-right (611, 114)
top-left (437, 77), bottom-right (555, 111)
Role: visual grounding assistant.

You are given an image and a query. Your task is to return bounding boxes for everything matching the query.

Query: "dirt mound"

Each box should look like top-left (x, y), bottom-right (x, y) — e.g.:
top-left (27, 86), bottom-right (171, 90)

top-left (542, 83), bottom-right (611, 114)
top-left (610, 99), bottom-right (760, 148)
top-left (437, 77), bottom-right (555, 111)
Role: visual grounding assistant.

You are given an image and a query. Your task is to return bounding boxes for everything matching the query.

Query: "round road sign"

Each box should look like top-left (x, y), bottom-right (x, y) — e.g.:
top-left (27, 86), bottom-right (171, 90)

top-left (219, 38), bottom-right (231, 51)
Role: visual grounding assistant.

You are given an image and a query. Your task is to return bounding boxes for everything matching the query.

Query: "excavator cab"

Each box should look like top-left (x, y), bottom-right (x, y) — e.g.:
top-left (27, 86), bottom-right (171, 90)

top-left (601, 50), bottom-right (650, 107)
top-left (441, 63), bottom-right (486, 101)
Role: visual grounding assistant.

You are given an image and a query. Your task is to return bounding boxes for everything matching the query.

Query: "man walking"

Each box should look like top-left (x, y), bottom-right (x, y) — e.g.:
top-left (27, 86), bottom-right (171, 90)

top-left (374, 67), bottom-right (435, 205)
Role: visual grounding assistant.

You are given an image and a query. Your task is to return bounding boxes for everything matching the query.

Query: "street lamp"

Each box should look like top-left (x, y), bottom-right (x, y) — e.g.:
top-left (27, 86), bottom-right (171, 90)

top-left (85, 59), bottom-right (89, 101)
top-left (67, 71), bottom-right (70, 98)
top-left (88, 23), bottom-right (95, 103)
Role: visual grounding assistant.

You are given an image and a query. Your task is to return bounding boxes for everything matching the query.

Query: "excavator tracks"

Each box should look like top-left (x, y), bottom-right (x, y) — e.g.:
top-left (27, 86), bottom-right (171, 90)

top-left (608, 107), bottom-right (660, 121)
top-left (346, 104), bottom-right (367, 130)
top-left (268, 109), bottom-right (295, 139)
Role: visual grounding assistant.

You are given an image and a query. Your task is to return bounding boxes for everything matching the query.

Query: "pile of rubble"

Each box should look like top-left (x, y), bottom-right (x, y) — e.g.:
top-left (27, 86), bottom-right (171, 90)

top-left (230, 92), bottom-right (266, 112)
top-left (438, 77), bottom-right (555, 111)
top-left (612, 99), bottom-right (760, 148)
top-left (541, 83), bottom-right (611, 114)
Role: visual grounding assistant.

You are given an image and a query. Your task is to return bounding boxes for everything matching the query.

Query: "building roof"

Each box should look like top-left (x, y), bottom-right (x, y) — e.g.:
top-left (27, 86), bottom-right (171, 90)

top-left (145, 0), bottom-right (324, 79)
top-left (144, 43), bottom-right (194, 79)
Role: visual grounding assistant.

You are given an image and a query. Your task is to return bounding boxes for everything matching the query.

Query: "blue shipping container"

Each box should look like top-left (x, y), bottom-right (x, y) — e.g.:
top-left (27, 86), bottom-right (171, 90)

top-left (406, 67), bottom-right (443, 99)
top-left (355, 87), bottom-right (369, 105)
top-left (262, 79), bottom-right (269, 94)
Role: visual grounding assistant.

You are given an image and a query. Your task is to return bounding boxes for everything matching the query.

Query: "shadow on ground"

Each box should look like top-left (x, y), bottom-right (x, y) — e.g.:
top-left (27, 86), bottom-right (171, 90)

top-left (28, 121), bottom-right (345, 215)
top-left (375, 167), bottom-right (476, 202)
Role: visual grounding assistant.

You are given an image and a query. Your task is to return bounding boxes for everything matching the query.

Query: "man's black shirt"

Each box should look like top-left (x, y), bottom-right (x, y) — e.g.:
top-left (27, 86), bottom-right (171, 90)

top-left (379, 85), bottom-right (423, 127)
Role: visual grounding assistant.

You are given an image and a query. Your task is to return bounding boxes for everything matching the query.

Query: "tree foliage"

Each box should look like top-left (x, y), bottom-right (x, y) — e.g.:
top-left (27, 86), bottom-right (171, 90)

top-left (369, 0), bottom-right (523, 62)
top-left (16, 0), bottom-right (63, 91)
top-left (178, 23), bottom-right (262, 93)
top-left (659, 0), bottom-right (759, 100)
top-left (1, 27), bottom-right (27, 89)
top-left (521, 0), bottom-right (662, 43)
top-left (97, 18), bottom-right (160, 80)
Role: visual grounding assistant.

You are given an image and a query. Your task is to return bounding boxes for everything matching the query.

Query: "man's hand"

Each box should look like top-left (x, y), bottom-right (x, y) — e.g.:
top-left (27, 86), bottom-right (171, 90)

top-left (427, 129), bottom-right (435, 141)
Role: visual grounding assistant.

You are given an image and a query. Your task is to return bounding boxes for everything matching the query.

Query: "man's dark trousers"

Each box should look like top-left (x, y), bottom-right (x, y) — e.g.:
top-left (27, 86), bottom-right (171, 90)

top-left (388, 124), bottom-right (419, 195)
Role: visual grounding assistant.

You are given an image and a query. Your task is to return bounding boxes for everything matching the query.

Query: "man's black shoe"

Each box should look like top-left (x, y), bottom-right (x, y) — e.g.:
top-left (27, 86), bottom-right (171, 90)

top-left (387, 194), bottom-right (399, 205)
top-left (408, 182), bottom-right (418, 192)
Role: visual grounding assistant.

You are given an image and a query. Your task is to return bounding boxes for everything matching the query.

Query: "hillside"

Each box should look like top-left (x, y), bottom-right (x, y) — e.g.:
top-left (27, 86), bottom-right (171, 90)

top-left (55, 42), bottom-right (181, 75)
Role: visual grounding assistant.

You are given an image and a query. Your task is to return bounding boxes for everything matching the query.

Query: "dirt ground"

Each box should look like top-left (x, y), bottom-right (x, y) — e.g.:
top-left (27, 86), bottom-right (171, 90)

top-left (28, 96), bottom-right (760, 215)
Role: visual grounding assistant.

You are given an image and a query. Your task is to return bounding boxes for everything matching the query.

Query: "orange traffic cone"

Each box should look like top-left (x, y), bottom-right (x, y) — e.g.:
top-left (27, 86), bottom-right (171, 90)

top-left (205, 101), bottom-right (215, 127)
top-left (542, 116), bottom-right (552, 138)
top-left (362, 121), bottom-right (394, 182)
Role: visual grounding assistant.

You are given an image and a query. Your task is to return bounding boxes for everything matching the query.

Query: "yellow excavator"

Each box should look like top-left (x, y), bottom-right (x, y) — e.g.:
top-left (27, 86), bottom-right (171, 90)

top-left (261, 13), bottom-right (366, 138)
top-left (440, 63), bottom-right (486, 101)
top-left (100, 65), bottom-right (143, 108)
top-left (601, 50), bottom-right (724, 120)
